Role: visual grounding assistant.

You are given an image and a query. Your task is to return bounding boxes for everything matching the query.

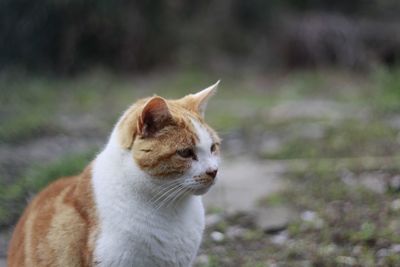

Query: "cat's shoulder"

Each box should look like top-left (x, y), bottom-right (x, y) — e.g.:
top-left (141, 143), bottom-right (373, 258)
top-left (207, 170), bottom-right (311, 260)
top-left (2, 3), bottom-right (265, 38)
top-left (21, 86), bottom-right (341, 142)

top-left (8, 164), bottom-right (98, 266)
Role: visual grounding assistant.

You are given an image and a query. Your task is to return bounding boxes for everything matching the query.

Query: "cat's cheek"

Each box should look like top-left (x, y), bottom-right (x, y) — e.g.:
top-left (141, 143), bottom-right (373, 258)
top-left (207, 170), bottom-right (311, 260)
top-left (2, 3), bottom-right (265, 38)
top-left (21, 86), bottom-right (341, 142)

top-left (138, 157), bottom-right (193, 178)
top-left (168, 156), bottom-right (192, 172)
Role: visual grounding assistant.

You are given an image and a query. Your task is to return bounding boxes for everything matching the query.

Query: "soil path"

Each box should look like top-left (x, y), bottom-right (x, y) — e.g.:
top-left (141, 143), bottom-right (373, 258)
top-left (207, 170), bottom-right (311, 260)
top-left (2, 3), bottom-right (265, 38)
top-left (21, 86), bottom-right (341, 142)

top-left (204, 158), bottom-right (287, 212)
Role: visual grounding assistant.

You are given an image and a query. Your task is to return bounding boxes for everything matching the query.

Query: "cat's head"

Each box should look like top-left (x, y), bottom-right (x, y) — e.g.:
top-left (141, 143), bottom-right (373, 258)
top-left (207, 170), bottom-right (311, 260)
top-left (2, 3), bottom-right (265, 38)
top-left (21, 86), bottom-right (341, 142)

top-left (117, 81), bottom-right (221, 195)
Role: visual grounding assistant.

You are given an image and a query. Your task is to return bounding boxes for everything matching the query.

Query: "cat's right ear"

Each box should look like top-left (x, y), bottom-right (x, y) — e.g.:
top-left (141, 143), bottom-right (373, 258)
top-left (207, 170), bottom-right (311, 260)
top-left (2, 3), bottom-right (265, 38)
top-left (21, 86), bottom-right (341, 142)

top-left (137, 97), bottom-right (174, 138)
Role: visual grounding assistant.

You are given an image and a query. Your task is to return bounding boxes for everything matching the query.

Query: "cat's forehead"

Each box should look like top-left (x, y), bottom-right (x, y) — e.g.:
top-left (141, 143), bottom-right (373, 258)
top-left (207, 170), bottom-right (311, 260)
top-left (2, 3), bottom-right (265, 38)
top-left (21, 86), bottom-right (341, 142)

top-left (164, 100), bottom-right (218, 141)
top-left (188, 117), bottom-right (219, 149)
top-left (181, 113), bottom-right (219, 142)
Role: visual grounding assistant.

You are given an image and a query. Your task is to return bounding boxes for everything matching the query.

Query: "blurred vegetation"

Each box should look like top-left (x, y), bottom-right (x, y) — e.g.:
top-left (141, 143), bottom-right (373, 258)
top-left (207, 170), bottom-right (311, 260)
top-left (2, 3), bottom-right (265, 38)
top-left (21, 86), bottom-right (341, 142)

top-left (1, 0), bottom-right (400, 73)
top-left (372, 68), bottom-right (400, 113)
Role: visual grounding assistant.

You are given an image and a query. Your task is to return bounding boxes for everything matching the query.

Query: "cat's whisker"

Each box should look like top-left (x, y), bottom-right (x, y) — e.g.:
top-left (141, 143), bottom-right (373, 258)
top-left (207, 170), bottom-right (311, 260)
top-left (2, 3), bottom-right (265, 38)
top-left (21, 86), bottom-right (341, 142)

top-left (152, 177), bottom-right (185, 188)
top-left (153, 185), bottom-right (184, 213)
top-left (177, 189), bottom-right (192, 208)
top-left (152, 183), bottom-right (184, 209)
top-left (162, 184), bottom-right (186, 206)
top-left (149, 180), bottom-right (182, 204)
top-left (151, 179), bottom-right (201, 207)
top-left (180, 187), bottom-right (192, 201)
top-left (150, 179), bottom-right (180, 195)
top-left (145, 184), bottom-right (183, 219)
top-left (169, 187), bottom-right (191, 209)
top-left (166, 186), bottom-right (187, 208)
top-left (155, 177), bottom-right (186, 190)
top-left (150, 182), bottom-right (183, 207)
top-left (150, 178), bottom-right (186, 201)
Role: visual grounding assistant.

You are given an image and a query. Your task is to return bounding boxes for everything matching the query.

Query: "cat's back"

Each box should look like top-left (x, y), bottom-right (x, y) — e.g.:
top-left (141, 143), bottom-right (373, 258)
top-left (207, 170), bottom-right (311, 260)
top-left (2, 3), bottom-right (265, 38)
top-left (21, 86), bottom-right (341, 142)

top-left (7, 165), bottom-right (98, 267)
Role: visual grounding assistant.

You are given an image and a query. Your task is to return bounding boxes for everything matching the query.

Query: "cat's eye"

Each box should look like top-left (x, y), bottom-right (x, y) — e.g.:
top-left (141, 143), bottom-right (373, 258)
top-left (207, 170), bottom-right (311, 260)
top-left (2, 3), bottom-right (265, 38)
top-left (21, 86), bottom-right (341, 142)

top-left (177, 148), bottom-right (196, 160)
top-left (210, 143), bottom-right (218, 153)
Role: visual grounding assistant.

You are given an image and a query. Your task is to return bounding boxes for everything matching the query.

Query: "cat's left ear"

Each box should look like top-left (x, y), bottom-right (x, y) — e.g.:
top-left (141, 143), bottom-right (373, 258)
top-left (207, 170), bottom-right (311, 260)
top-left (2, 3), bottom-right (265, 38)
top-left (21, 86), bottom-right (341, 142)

top-left (184, 80), bottom-right (220, 117)
top-left (138, 96), bottom-right (174, 138)
top-left (118, 96), bottom-right (173, 149)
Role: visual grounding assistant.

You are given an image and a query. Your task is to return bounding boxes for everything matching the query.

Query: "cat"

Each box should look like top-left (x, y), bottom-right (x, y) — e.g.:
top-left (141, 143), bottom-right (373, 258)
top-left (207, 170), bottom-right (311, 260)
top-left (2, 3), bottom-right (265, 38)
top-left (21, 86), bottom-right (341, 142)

top-left (7, 81), bottom-right (221, 267)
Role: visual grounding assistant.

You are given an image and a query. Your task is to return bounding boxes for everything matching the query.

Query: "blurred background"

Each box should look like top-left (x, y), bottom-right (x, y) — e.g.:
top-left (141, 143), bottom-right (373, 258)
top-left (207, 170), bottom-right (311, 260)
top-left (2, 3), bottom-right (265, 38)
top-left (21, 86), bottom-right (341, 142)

top-left (1, 0), bottom-right (400, 266)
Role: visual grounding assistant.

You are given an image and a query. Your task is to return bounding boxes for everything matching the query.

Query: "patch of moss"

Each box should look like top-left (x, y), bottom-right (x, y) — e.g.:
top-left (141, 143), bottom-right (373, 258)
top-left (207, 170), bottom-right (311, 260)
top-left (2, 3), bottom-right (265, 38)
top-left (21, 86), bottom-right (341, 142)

top-left (371, 68), bottom-right (400, 113)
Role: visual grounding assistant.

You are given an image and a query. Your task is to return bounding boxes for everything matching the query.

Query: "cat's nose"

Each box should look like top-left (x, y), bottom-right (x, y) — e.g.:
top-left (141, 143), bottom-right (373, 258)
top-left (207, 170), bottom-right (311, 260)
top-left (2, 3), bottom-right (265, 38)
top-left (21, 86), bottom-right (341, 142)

top-left (206, 169), bottom-right (218, 179)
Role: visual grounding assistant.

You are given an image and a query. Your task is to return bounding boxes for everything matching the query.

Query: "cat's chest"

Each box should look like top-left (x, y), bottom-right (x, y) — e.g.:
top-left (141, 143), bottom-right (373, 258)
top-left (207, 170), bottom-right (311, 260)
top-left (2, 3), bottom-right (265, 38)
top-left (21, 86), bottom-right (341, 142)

top-left (94, 199), bottom-right (205, 267)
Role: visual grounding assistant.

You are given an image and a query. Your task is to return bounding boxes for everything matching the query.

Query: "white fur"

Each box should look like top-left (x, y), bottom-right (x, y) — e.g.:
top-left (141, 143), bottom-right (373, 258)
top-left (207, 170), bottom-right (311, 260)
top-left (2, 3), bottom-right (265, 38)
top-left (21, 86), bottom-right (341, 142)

top-left (183, 119), bottom-right (220, 194)
top-left (92, 116), bottom-right (219, 267)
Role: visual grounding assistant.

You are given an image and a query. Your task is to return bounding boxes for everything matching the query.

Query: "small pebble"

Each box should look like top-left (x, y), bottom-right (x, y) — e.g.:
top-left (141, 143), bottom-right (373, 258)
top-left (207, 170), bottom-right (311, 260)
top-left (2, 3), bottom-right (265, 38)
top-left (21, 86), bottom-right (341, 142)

top-left (301, 210), bottom-right (317, 222)
top-left (301, 210), bottom-right (324, 229)
top-left (205, 214), bottom-right (223, 227)
top-left (336, 256), bottom-right (356, 266)
top-left (320, 244), bottom-right (337, 256)
top-left (390, 175), bottom-right (400, 190)
top-left (194, 254), bottom-right (209, 265)
top-left (376, 248), bottom-right (389, 258)
top-left (266, 260), bottom-right (278, 267)
top-left (226, 226), bottom-right (246, 239)
top-left (352, 245), bottom-right (362, 256)
top-left (270, 231), bottom-right (288, 245)
top-left (210, 231), bottom-right (225, 242)
top-left (391, 199), bottom-right (400, 211)
top-left (390, 244), bottom-right (400, 253)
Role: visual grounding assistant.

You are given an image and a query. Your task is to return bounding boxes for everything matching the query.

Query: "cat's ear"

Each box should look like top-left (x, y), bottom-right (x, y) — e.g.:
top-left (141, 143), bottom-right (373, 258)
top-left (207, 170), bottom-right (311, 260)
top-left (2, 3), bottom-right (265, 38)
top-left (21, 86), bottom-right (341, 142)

top-left (137, 96), bottom-right (174, 138)
top-left (185, 80), bottom-right (220, 117)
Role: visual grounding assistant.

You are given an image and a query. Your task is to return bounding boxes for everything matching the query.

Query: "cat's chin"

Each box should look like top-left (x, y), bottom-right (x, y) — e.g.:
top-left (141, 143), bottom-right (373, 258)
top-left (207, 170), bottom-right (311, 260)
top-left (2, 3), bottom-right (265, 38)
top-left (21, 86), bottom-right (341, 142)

top-left (192, 187), bottom-right (211, 195)
top-left (190, 180), bottom-right (216, 195)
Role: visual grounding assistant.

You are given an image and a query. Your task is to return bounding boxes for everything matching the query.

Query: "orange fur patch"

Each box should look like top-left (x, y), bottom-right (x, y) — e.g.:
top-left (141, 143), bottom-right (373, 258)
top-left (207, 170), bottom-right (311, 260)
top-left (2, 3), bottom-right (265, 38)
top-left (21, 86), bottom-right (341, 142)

top-left (7, 165), bottom-right (98, 267)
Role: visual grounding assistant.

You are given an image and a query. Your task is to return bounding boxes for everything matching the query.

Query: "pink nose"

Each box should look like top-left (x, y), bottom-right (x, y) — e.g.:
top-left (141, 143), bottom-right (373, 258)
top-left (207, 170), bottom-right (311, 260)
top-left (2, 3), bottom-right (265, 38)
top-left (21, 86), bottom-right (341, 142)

top-left (206, 169), bottom-right (218, 179)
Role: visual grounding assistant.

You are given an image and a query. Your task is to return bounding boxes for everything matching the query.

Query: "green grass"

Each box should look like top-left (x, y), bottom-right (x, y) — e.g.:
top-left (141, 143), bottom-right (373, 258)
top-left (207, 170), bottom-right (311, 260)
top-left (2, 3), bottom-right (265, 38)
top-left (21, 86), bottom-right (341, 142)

top-left (0, 113), bottom-right (57, 143)
top-left (370, 68), bottom-right (400, 113)
top-left (0, 76), bottom-right (58, 143)
top-left (263, 119), bottom-right (399, 159)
